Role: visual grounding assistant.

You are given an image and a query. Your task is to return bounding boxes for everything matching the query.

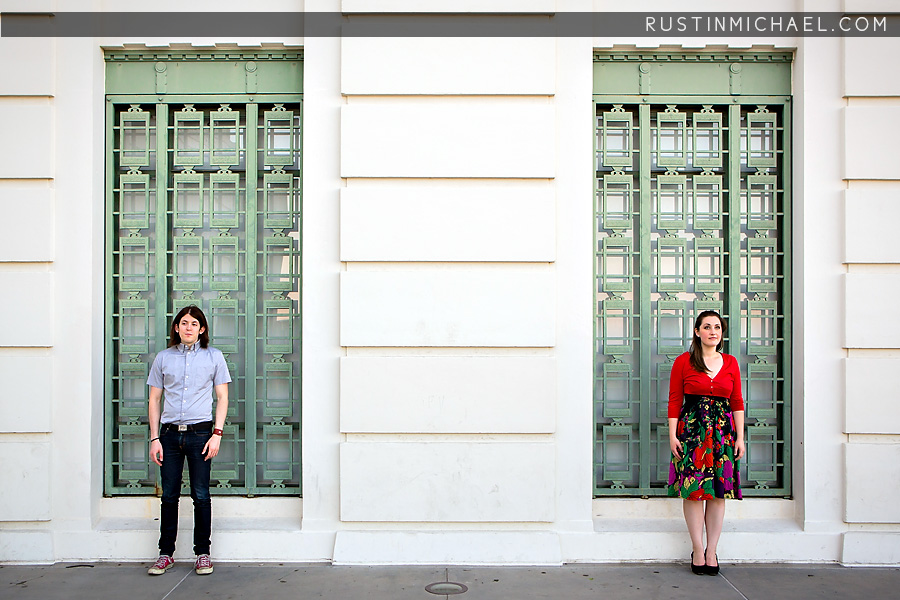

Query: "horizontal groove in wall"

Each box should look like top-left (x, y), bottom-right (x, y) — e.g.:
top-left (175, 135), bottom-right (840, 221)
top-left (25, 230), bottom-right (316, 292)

top-left (343, 177), bottom-right (555, 186)
top-left (0, 263), bottom-right (53, 271)
top-left (846, 97), bottom-right (900, 106)
top-left (0, 522), bottom-right (53, 530)
top-left (330, 521), bottom-right (552, 531)
top-left (344, 433), bottom-right (554, 443)
top-left (845, 264), bottom-right (900, 273)
top-left (0, 96), bottom-right (53, 102)
top-left (343, 262), bottom-right (553, 271)
top-left (344, 347), bottom-right (554, 356)
top-left (342, 95), bottom-right (554, 105)
top-left (0, 179), bottom-right (53, 186)
top-left (846, 348), bottom-right (900, 358)
top-left (0, 347), bottom-right (53, 355)
top-left (847, 434), bottom-right (900, 444)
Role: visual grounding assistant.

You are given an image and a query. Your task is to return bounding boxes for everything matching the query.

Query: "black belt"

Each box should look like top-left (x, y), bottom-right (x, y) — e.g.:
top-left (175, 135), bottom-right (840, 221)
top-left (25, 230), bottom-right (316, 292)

top-left (162, 421), bottom-right (213, 433)
top-left (682, 394), bottom-right (730, 410)
top-left (684, 394), bottom-right (729, 403)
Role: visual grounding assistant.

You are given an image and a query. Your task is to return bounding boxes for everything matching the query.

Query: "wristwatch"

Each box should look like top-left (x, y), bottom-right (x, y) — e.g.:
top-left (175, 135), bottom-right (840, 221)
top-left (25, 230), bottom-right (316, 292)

top-left (213, 428), bottom-right (224, 436)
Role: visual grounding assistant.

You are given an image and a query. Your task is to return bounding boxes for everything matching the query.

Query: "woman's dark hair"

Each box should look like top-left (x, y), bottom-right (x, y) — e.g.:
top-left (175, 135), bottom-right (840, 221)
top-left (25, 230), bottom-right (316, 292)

top-left (689, 310), bottom-right (726, 373)
top-left (168, 304), bottom-right (210, 348)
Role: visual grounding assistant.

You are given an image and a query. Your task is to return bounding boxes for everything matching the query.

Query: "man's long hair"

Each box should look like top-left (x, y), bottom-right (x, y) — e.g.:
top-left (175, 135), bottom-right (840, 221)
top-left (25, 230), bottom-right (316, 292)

top-left (168, 305), bottom-right (210, 348)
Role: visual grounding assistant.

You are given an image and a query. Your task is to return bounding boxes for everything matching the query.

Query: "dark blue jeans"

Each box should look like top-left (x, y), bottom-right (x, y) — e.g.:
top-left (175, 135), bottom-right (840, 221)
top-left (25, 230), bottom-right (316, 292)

top-left (158, 426), bottom-right (212, 556)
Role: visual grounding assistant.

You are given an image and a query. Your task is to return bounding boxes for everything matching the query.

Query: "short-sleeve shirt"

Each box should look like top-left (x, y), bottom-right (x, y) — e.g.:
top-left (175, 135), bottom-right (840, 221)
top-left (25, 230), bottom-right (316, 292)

top-left (147, 343), bottom-right (232, 425)
top-left (667, 351), bottom-right (744, 418)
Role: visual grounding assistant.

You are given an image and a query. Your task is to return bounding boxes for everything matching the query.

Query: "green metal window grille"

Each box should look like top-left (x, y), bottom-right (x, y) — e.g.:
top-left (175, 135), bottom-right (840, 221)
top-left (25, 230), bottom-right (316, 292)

top-left (593, 52), bottom-right (792, 498)
top-left (104, 49), bottom-right (302, 496)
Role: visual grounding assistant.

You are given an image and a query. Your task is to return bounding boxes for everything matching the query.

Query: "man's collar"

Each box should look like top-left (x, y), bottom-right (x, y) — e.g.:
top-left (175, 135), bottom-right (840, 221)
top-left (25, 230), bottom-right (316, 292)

top-left (178, 343), bottom-right (198, 353)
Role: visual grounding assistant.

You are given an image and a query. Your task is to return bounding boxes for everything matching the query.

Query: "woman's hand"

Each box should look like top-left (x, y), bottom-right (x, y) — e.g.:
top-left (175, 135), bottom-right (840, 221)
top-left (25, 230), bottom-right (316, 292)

top-left (670, 436), bottom-right (683, 460)
top-left (668, 417), bottom-right (682, 460)
top-left (734, 437), bottom-right (745, 460)
top-left (732, 410), bottom-right (746, 460)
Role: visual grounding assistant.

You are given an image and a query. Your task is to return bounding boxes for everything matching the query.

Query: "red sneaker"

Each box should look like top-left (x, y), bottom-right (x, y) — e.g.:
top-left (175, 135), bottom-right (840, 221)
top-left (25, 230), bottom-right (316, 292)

top-left (194, 554), bottom-right (213, 575)
top-left (148, 555), bottom-right (174, 575)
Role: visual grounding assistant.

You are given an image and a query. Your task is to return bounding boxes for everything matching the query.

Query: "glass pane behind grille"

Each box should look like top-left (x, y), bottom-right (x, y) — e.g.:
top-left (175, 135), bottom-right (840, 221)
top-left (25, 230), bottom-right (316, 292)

top-left (106, 100), bottom-right (302, 495)
top-left (594, 101), bottom-right (790, 497)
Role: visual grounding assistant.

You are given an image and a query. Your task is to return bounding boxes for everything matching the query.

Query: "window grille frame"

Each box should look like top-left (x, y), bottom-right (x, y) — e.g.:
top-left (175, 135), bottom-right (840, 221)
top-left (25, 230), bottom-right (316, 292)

top-left (592, 51), bottom-right (793, 498)
top-left (103, 49), bottom-right (303, 497)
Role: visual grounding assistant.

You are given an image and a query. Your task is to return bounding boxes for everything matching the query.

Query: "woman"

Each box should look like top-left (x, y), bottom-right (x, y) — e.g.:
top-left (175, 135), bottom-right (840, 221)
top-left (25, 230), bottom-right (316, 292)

top-left (668, 310), bottom-right (744, 576)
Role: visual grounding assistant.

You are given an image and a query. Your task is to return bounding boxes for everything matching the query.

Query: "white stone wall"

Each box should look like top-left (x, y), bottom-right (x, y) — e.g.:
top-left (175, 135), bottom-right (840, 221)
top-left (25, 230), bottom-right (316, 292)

top-left (840, 0), bottom-right (900, 566)
top-left (334, 7), bottom-right (563, 560)
top-left (0, 0), bottom-right (896, 566)
top-left (0, 20), bottom-right (57, 561)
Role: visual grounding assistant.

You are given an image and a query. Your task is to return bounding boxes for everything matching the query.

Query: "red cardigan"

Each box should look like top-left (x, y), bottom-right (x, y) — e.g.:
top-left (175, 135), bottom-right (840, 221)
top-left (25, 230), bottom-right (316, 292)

top-left (667, 351), bottom-right (744, 418)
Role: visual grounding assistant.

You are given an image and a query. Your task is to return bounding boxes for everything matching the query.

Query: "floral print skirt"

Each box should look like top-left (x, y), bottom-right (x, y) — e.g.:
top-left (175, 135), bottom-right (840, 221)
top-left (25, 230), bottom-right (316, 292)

top-left (668, 394), bottom-right (742, 500)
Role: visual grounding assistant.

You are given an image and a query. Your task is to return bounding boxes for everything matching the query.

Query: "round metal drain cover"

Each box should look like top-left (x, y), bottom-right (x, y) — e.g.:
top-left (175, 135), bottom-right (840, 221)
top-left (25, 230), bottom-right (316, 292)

top-left (425, 581), bottom-right (468, 595)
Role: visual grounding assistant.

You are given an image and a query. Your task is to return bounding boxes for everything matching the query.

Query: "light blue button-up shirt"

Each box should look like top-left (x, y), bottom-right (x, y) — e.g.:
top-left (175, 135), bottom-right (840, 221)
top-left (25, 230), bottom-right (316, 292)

top-left (147, 343), bottom-right (232, 425)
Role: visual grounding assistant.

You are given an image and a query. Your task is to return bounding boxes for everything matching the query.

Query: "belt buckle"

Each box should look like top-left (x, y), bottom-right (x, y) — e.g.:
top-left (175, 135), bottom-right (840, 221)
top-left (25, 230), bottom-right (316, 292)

top-left (177, 424), bottom-right (188, 432)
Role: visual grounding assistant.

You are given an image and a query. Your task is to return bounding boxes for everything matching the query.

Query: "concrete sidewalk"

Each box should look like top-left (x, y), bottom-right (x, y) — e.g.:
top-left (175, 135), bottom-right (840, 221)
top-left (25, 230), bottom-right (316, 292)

top-left (3, 562), bottom-right (899, 600)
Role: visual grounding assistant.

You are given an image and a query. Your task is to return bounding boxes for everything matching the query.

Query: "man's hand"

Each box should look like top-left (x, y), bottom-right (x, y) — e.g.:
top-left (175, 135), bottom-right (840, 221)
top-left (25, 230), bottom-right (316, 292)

top-left (203, 434), bottom-right (221, 461)
top-left (150, 439), bottom-right (164, 466)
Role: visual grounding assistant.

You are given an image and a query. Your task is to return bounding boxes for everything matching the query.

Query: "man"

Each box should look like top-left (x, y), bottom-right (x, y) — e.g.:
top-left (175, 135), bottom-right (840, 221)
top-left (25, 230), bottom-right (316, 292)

top-left (146, 305), bottom-right (231, 576)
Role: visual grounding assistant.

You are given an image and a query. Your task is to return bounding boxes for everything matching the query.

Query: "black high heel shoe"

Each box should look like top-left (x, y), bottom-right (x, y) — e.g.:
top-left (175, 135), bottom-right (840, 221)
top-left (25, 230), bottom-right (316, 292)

top-left (690, 552), bottom-right (706, 575)
top-left (704, 550), bottom-right (719, 576)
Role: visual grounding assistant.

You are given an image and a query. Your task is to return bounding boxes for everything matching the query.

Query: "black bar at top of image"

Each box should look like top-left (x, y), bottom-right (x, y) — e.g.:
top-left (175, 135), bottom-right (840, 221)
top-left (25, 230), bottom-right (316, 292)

top-left (1, 12), bottom-right (898, 38)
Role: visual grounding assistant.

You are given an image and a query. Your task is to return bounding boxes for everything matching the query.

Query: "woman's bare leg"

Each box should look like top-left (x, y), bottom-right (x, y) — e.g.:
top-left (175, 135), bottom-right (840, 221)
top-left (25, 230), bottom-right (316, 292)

top-left (704, 498), bottom-right (726, 566)
top-left (683, 499), bottom-right (706, 564)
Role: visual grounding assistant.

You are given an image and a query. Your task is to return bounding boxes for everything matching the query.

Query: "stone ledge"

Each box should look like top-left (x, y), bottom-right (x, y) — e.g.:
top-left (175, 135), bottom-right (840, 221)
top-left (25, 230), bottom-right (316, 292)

top-left (842, 532), bottom-right (900, 566)
top-left (562, 531), bottom-right (842, 563)
top-left (593, 517), bottom-right (803, 533)
top-left (333, 531), bottom-right (562, 565)
top-left (94, 517), bottom-right (302, 532)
